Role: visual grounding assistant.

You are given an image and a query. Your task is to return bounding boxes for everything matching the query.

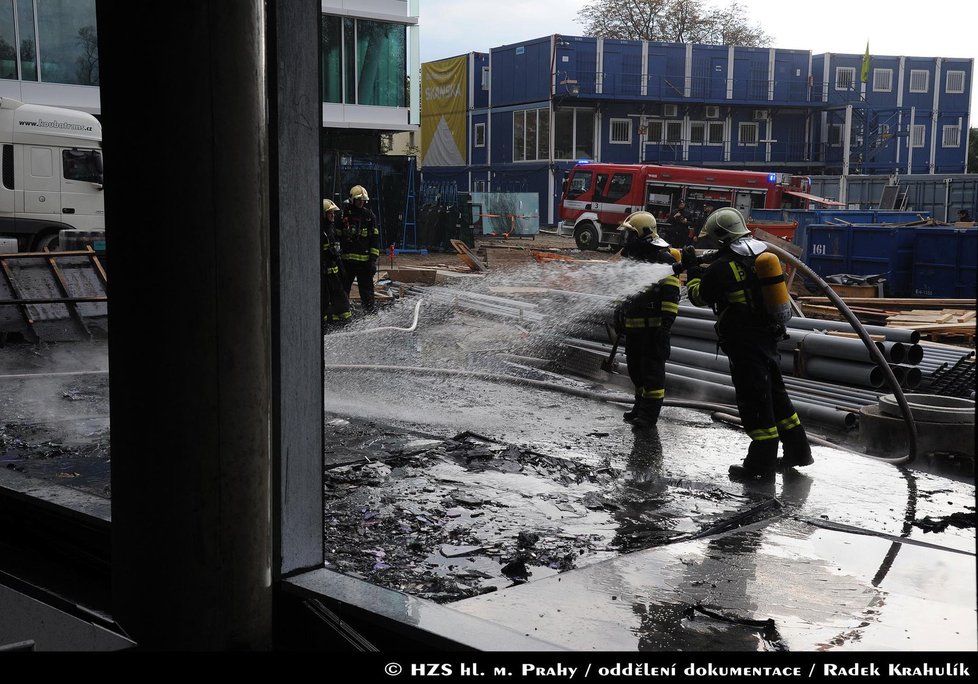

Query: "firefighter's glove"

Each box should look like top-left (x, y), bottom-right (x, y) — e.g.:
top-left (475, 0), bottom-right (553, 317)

top-left (671, 261), bottom-right (685, 275)
top-left (681, 245), bottom-right (699, 271)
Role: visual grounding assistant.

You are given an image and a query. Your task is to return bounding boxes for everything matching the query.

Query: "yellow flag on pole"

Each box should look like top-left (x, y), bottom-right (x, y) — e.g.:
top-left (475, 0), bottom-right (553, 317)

top-left (860, 42), bottom-right (870, 83)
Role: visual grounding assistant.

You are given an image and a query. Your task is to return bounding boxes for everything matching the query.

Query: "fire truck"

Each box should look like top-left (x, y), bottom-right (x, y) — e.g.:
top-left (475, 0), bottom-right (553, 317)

top-left (557, 162), bottom-right (843, 250)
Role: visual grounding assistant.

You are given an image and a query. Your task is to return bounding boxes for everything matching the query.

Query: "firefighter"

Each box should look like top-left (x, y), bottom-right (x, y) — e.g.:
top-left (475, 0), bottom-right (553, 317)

top-left (321, 199), bottom-right (351, 330)
top-left (683, 207), bottom-right (813, 480)
top-left (338, 185), bottom-right (381, 313)
top-left (614, 211), bottom-right (681, 430)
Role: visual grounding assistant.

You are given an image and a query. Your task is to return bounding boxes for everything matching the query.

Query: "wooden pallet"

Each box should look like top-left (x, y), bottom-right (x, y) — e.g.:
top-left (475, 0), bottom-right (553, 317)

top-left (0, 248), bottom-right (107, 342)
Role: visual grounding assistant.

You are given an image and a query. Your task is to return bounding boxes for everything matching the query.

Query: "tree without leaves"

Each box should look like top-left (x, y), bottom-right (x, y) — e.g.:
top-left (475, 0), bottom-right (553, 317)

top-left (577, 0), bottom-right (770, 47)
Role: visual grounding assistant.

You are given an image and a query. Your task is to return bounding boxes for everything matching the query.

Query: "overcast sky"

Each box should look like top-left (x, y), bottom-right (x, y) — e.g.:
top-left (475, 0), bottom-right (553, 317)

top-left (418, 0), bottom-right (977, 113)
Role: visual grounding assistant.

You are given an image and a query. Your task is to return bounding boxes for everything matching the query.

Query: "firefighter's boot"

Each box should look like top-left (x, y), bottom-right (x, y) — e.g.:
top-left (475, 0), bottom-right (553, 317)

top-left (631, 398), bottom-right (663, 430)
top-left (729, 438), bottom-right (778, 481)
top-left (778, 424), bottom-right (814, 470)
top-left (622, 394), bottom-right (641, 423)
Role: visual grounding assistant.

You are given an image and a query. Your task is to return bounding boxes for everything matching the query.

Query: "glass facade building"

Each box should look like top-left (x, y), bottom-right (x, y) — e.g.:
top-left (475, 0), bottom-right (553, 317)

top-left (0, 0), bottom-right (97, 85)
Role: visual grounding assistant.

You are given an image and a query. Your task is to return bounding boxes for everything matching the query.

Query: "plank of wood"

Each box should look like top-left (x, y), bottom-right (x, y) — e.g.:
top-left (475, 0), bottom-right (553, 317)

top-left (796, 297), bottom-right (976, 308)
top-left (826, 331), bottom-right (886, 342)
top-left (450, 239), bottom-right (487, 272)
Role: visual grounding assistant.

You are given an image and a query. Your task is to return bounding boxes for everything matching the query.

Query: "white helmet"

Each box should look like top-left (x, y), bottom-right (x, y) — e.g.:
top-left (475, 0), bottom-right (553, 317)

top-left (322, 199), bottom-right (339, 214)
top-left (349, 185), bottom-right (369, 201)
top-left (699, 207), bottom-right (750, 244)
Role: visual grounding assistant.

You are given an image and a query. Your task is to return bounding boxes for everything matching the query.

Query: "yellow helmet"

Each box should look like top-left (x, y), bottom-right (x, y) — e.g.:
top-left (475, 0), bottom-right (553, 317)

top-left (699, 207), bottom-right (750, 244)
top-left (349, 185), bottom-right (369, 201)
top-left (322, 199), bottom-right (339, 214)
top-left (620, 211), bottom-right (668, 247)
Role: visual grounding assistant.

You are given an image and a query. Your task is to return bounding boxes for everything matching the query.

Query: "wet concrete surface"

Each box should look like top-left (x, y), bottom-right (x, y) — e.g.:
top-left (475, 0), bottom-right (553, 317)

top-left (1, 298), bottom-right (975, 651)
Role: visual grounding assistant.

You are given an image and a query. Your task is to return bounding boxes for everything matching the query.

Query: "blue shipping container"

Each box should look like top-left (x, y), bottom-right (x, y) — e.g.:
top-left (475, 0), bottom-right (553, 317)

top-left (806, 223), bottom-right (916, 297)
top-left (911, 227), bottom-right (977, 298)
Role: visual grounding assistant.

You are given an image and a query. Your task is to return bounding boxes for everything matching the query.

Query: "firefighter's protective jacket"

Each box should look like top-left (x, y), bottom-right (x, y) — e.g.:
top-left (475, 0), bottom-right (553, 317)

top-left (338, 203), bottom-right (381, 264)
top-left (619, 240), bottom-right (681, 331)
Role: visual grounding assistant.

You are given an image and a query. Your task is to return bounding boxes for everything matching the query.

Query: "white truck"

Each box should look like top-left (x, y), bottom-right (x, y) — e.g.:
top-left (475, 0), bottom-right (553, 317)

top-left (0, 97), bottom-right (104, 252)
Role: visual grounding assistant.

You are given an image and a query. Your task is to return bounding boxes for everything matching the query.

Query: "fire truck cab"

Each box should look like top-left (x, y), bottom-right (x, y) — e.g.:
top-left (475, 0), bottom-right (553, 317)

top-left (558, 163), bottom-right (823, 250)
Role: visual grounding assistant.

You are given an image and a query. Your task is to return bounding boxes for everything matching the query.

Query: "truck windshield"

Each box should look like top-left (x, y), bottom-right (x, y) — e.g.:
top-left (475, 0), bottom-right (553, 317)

top-left (63, 149), bottom-right (103, 183)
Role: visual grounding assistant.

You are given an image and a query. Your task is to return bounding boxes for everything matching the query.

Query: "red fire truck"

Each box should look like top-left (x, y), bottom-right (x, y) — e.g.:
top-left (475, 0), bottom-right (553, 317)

top-left (557, 163), bottom-right (843, 250)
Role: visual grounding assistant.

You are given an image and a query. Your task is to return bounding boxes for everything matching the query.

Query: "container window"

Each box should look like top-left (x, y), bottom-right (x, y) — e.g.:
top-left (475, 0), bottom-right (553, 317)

top-left (910, 124), bottom-right (926, 148)
top-left (609, 118), bottom-right (631, 144)
top-left (689, 121), bottom-right (705, 145)
top-left (909, 69), bottom-right (929, 93)
top-left (481, 66), bottom-right (489, 91)
top-left (646, 120), bottom-right (663, 144)
top-left (665, 120), bottom-right (682, 143)
top-left (829, 124), bottom-right (843, 147)
top-left (707, 121), bottom-right (725, 145)
top-left (945, 70), bottom-right (965, 94)
top-left (942, 125), bottom-right (961, 147)
top-left (835, 66), bottom-right (855, 90)
top-left (738, 122), bottom-right (758, 146)
top-left (872, 69), bottom-right (892, 92)
top-left (474, 123), bottom-right (485, 148)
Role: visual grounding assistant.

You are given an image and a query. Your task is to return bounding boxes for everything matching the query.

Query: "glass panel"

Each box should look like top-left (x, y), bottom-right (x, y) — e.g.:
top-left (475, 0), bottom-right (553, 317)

top-left (553, 109), bottom-right (573, 159)
top-left (647, 120), bottom-right (663, 143)
top-left (605, 173), bottom-right (632, 201)
top-left (708, 122), bottom-right (724, 144)
top-left (35, 0), bottom-right (98, 85)
top-left (538, 109), bottom-right (549, 158)
top-left (690, 122), bottom-right (705, 144)
top-left (525, 109), bottom-right (537, 160)
top-left (575, 109), bottom-right (593, 159)
top-left (356, 20), bottom-right (405, 107)
top-left (321, 15), bottom-right (342, 104)
top-left (665, 121), bottom-right (682, 143)
top-left (16, 0), bottom-right (35, 81)
top-left (62, 149), bottom-right (102, 182)
top-left (344, 17), bottom-right (355, 104)
top-left (513, 110), bottom-right (525, 161)
top-left (0, 0), bottom-right (15, 79)
top-left (566, 171), bottom-right (591, 198)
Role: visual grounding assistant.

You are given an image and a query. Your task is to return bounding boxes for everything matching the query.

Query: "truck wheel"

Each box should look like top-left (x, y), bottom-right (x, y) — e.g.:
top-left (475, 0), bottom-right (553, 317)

top-left (33, 232), bottom-right (60, 252)
top-left (574, 222), bottom-right (598, 251)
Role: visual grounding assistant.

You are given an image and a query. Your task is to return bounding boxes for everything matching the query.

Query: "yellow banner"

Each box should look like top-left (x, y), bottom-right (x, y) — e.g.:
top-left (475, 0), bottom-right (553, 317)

top-left (421, 56), bottom-right (467, 166)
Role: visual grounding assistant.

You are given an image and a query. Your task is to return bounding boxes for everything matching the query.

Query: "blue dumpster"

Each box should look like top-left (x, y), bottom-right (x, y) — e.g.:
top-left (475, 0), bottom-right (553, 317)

top-left (807, 223), bottom-right (916, 297)
top-left (911, 227), bottom-right (977, 298)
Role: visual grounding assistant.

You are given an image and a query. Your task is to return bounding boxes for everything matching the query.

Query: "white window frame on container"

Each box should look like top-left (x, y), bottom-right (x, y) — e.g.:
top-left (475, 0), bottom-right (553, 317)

top-left (872, 68), bottom-right (892, 93)
top-left (513, 108), bottom-right (550, 162)
top-left (665, 120), bottom-right (683, 144)
top-left (609, 118), bottom-right (632, 144)
top-left (645, 120), bottom-right (664, 143)
top-left (942, 125), bottom-right (961, 147)
top-left (474, 122), bottom-right (486, 148)
top-left (689, 121), bottom-right (706, 145)
top-left (910, 124), bottom-right (926, 148)
top-left (707, 121), bottom-right (724, 146)
top-left (481, 66), bottom-right (490, 91)
top-left (829, 124), bottom-right (843, 147)
top-left (738, 122), bottom-right (758, 146)
top-left (835, 66), bottom-right (855, 91)
top-left (945, 70), bottom-right (965, 94)
top-left (909, 70), bottom-right (929, 93)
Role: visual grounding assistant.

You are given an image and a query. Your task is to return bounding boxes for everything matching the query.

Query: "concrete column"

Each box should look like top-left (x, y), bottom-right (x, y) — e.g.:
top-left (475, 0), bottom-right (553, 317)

top-left (98, 0), bottom-right (318, 649)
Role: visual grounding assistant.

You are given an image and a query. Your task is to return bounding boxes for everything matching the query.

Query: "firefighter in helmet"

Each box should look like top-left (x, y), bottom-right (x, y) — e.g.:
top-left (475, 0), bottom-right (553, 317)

top-left (337, 185), bottom-right (381, 314)
top-left (613, 211), bottom-right (681, 430)
top-left (321, 199), bottom-right (351, 329)
top-left (683, 207), bottom-right (813, 480)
